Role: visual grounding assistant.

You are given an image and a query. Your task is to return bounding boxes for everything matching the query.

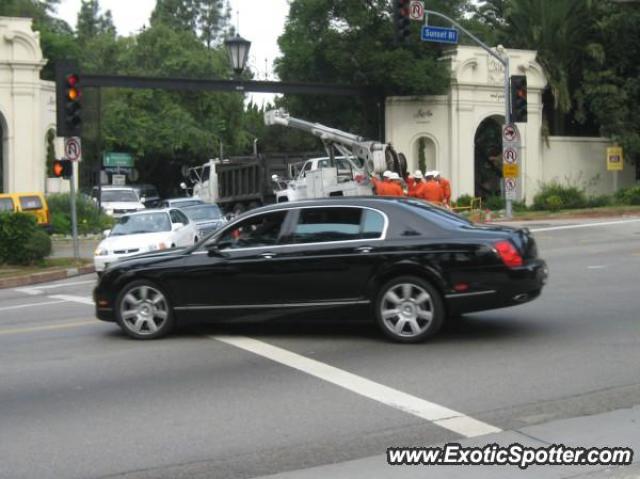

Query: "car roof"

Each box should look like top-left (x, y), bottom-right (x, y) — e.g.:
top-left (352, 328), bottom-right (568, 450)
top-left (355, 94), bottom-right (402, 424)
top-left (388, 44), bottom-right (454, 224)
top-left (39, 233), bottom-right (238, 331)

top-left (96, 186), bottom-right (136, 191)
top-left (240, 196), bottom-right (431, 215)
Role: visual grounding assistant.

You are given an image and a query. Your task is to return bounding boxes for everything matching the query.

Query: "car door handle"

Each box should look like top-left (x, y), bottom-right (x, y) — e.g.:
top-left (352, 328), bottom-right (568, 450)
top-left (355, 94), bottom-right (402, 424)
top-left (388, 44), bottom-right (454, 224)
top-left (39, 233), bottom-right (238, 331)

top-left (260, 252), bottom-right (276, 259)
top-left (355, 246), bottom-right (373, 253)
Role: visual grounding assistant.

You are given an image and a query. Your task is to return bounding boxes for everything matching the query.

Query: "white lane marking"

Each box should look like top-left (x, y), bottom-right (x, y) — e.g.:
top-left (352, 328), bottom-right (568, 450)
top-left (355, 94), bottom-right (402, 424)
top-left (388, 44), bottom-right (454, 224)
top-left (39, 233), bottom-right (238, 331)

top-left (213, 335), bottom-right (501, 438)
top-left (587, 265), bottom-right (607, 269)
top-left (0, 300), bottom-right (67, 312)
top-left (14, 279), bottom-right (96, 295)
top-left (48, 294), bottom-right (94, 305)
top-left (530, 218), bottom-right (640, 233)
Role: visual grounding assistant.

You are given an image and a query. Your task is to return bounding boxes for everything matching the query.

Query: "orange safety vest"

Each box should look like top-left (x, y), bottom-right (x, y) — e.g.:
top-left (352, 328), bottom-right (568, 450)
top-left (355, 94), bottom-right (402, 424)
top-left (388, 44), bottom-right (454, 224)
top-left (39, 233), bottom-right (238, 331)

top-left (385, 182), bottom-right (405, 197)
top-left (439, 177), bottom-right (451, 203)
top-left (421, 180), bottom-right (444, 204)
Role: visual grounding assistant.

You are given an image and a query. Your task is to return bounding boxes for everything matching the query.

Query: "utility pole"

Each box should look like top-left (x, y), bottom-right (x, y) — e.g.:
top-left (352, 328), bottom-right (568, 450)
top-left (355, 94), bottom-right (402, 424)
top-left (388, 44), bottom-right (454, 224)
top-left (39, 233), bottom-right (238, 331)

top-left (424, 10), bottom-right (514, 218)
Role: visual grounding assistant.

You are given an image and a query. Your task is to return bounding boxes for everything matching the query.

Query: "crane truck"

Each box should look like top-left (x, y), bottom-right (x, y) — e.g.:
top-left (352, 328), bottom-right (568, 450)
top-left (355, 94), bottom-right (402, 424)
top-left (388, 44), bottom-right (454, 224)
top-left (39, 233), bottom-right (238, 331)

top-left (182, 109), bottom-right (407, 214)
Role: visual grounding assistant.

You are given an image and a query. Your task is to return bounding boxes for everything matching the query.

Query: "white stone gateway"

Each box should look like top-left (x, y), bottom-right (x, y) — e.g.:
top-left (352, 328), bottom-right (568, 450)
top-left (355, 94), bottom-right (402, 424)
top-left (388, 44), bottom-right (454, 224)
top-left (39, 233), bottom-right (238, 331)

top-left (386, 45), bottom-right (636, 203)
top-left (0, 16), bottom-right (61, 194)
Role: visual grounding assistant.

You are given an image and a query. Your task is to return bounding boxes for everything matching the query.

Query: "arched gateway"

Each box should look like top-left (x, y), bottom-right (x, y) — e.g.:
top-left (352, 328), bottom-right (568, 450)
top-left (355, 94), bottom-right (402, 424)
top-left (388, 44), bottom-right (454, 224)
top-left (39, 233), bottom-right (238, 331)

top-left (386, 46), bottom-right (547, 202)
top-left (0, 17), bottom-right (57, 193)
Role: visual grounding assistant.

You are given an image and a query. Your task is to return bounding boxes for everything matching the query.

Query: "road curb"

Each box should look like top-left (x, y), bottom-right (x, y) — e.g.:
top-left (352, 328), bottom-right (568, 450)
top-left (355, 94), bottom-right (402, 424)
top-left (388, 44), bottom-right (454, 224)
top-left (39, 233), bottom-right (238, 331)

top-left (0, 265), bottom-right (95, 289)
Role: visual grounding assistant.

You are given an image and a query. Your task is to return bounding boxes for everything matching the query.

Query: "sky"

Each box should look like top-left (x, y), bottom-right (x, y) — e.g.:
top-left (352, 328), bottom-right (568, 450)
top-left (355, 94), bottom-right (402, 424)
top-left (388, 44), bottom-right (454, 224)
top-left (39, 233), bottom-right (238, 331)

top-left (53, 0), bottom-right (291, 104)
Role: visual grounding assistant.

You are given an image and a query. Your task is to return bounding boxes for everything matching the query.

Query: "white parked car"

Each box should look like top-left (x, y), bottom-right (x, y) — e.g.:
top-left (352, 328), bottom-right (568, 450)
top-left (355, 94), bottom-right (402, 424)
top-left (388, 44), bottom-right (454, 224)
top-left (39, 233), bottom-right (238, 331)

top-left (92, 186), bottom-right (146, 217)
top-left (94, 209), bottom-right (198, 274)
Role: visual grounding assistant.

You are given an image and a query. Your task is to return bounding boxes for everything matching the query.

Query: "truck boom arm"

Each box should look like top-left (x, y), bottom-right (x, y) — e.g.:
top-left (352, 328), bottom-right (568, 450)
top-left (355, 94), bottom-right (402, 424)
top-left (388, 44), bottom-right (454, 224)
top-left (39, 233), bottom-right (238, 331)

top-left (264, 109), bottom-right (405, 175)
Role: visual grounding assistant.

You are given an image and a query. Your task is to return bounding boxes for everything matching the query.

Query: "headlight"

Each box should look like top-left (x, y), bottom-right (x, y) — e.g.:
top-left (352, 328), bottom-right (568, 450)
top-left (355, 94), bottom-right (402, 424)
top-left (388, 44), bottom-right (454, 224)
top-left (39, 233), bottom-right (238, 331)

top-left (94, 247), bottom-right (108, 256)
top-left (105, 209), bottom-right (114, 215)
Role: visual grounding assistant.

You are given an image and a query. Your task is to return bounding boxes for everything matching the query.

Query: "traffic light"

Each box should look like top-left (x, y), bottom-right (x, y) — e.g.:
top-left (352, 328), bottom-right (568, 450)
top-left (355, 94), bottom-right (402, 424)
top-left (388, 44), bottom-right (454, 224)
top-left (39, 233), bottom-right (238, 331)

top-left (510, 75), bottom-right (528, 123)
top-left (395, 0), bottom-right (411, 44)
top-left (55, 61), bottom-right (82, 137)
top-left (52, 159), bottom-right (73, 179)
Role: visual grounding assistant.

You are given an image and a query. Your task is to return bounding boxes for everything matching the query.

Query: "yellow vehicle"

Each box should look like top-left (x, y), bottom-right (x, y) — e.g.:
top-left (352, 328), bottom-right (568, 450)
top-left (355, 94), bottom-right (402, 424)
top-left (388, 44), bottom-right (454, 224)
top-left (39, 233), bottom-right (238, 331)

top-left (0, 192), bottom-right (51, 230)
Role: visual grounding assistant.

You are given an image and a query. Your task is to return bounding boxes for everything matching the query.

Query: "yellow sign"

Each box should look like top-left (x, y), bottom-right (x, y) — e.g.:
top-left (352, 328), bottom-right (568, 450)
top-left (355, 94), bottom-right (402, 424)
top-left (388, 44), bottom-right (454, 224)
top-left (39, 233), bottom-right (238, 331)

top-left (503, 164), bottom-right (519, 177)
top-left (607, 147), bottom-right (623, 171)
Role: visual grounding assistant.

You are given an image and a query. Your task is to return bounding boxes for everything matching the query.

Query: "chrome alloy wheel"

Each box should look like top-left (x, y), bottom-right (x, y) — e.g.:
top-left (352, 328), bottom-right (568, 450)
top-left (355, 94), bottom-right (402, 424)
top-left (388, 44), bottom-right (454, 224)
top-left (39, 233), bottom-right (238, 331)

top-left (380, 283), bottom-right (433, 338)
top-left (119, 285), bottom-right (169, 336)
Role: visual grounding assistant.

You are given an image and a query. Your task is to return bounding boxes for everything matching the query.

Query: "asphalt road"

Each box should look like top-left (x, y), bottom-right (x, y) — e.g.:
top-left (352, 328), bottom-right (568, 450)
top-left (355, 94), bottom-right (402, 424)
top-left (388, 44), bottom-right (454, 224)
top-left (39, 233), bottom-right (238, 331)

top-left (1, 217), bottom-right (639, 479)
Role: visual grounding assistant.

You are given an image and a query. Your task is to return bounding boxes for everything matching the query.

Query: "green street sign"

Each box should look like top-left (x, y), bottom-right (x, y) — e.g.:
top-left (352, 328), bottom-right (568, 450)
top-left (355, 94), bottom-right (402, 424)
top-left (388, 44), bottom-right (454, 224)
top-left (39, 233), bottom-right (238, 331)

top-left (103, 152), bottom-right (134, 168)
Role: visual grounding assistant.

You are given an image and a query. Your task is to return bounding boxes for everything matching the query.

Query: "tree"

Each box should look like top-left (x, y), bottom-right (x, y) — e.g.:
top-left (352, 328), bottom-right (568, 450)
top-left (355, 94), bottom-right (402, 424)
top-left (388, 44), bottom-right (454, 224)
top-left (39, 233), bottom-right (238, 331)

top-left (76, 0), bottom-right (116, 40)
top-left (151, 0), bottom-right (231, 46)
top-left (274, 0), bottom-right (473, 140)
top-left (576, 1), bottom-right (640, 164)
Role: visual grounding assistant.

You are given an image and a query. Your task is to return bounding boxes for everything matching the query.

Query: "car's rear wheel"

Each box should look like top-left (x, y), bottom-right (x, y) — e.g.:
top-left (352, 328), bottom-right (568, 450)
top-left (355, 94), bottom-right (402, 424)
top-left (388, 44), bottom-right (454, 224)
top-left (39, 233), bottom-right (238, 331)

top-left (115, 280), bottom-right (174, 339)
top-left (375, 276), bottom-right (443, 343)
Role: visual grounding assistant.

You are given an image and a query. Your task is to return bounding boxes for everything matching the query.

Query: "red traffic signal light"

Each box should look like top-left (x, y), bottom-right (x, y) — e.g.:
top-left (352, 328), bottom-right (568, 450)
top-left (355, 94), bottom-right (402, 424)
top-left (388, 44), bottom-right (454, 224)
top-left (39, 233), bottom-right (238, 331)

top-left (395, 0), bottom-right (411, 44)
top-left (510, 75), bottom-right (528, 123)
top-left (53, 159), bottom-right (73, 179)
top-left (56, 62), bottom-right (82, 137)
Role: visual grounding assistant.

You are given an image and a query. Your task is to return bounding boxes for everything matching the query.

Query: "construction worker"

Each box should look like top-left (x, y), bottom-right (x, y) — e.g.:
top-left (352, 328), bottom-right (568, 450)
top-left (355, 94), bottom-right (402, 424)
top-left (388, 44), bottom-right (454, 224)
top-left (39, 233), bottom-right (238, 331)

top-left (386, 172), bottom-right (405, 197)
top-left (371, 170), bottom-right (392, 195)
top-left (421, 171), bottom-right (445, 205)
top-left (408, 170), bottom-right (426, 198)
top-left (434, 170), bottom-right (452, 206)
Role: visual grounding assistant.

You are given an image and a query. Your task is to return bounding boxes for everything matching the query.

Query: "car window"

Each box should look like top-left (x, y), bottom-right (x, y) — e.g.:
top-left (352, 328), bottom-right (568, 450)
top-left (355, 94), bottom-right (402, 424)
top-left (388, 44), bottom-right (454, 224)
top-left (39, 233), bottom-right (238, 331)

top-left (361, 209), bottom-right (385, 239)
top-left (19, 196), bottom-right (43, 210)
top-left (101, 190), bottom-right (139, 203)
top-left (169, 210), bottom-right (182, 224)
top-left (183, 205), bottom-right (222, 221)
top-left (175, 210), bottom-right (189, 224)
top-left (111, 213), bottom-right (171, 236)
top-left (0, 197), bottom-right (15, 212)
top-left (399, 199), bottom-right (472, 226)
top-left (317, 159), bottom-right (329, 168)
top-left (217, 211), bottom-right (287, 250)
top-left (336, 158), bottom-right (351, 170)
top-left (291, 207), bottom-right (363, 244)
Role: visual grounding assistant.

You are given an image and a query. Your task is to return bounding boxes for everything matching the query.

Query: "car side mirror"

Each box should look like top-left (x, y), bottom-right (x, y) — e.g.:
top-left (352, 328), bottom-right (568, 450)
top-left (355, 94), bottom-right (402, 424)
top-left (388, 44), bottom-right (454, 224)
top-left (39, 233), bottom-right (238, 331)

top-left (103, 229), bottom-right (111, 238)
top-left (172, 222), bottom-right (184, 230)
top-left (140, 196), bottom-right (146, 204)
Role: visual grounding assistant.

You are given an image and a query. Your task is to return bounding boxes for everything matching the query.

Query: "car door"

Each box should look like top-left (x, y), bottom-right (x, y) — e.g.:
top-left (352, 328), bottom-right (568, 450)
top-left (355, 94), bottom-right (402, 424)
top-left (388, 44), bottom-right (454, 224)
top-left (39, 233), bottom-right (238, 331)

top-left (174, 209), bottom-right (292, 308)
top-left (169, 209), bottom-right (189, 246)
top-left (268, 206), bottom-right (388, 303)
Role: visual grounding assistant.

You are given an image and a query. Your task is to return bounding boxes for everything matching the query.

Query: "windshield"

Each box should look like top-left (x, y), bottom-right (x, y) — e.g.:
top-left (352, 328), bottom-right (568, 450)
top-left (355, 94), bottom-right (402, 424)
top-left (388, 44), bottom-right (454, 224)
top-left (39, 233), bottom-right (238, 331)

top-left (183, 205), bottom-right (222, 221)
top-left (101, 190), bottom-right (139, 203)
top-left (111, 212), bottom-right (171, 236)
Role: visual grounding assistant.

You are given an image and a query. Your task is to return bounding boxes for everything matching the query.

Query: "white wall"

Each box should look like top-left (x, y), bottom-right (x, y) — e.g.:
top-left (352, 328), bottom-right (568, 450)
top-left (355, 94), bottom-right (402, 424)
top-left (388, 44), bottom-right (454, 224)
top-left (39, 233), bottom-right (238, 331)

top-left (541, 137), bottom-right (636, 197)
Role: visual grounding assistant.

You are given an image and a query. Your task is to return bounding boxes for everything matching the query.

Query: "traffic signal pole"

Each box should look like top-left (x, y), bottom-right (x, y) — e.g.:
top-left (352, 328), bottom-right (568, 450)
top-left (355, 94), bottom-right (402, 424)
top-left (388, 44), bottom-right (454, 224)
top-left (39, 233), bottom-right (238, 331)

top-left (70, 162), bottom-right (79, 260)
top-left (424, 10), bottom-right (514, 218)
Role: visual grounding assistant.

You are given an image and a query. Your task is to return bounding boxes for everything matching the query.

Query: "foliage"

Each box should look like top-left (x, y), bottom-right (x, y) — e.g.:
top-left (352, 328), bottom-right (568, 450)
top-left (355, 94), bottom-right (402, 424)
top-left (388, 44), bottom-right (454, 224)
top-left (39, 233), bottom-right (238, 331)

top-left (484, 195), bottom-right (505, 211)
top-left (76, 0), bottom-right (115, 40)
top-left (614, 186), bottom-right (640, 206)
top-left (275, 0), bottom-right (472, 138)
top-left (532, 182), bottom-right (587, 211)
top-left (586, 194), bottom-right (612, 208)
top-left (46, 193), bottom-right (112, 235)
top-left (453, 194), bottom-right (473, 208)
top-left (0, 213), bottom-right (51, 265)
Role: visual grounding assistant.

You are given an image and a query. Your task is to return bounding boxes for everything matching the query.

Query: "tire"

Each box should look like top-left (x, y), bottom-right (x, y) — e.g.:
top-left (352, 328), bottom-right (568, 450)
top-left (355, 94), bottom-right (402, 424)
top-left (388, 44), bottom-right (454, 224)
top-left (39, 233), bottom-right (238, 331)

top-left (115, 280), bottom-right (175, 339)
top-left (374, 275), bottom-right (444, 343)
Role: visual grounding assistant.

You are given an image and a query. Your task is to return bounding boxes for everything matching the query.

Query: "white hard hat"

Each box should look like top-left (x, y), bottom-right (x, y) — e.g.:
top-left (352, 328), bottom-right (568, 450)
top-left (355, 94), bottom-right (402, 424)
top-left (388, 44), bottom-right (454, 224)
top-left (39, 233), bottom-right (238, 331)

top-left (413, 170), bottom-right (423, 179)
top-left (425, 170), bottom-right (433, 177)
top-left (432, 170), bottom-right (440, 177)
top-left (382, 170), bottom-right (392, 178)
top-left (390, 172), bottom-right (401, 180)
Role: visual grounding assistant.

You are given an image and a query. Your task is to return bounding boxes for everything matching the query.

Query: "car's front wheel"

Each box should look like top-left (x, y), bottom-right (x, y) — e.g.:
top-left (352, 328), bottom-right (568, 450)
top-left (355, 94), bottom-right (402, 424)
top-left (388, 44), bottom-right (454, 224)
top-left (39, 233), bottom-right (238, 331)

top-left (375, 276), bottom-right (444, 343)
top-left (115, 280), bottom-right (174, 339)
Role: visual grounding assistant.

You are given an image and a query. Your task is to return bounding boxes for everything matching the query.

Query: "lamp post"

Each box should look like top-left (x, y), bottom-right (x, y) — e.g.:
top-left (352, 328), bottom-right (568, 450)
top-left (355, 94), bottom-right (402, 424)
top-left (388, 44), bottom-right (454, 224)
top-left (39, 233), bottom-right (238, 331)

top-left (224, 34), bottom-right (251, 76)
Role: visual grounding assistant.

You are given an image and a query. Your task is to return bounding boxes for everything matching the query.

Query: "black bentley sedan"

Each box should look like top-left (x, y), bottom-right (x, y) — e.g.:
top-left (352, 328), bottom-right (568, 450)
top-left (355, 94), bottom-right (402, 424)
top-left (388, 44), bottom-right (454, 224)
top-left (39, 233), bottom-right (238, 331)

top-left (93, 198), bottom-right (547, 343)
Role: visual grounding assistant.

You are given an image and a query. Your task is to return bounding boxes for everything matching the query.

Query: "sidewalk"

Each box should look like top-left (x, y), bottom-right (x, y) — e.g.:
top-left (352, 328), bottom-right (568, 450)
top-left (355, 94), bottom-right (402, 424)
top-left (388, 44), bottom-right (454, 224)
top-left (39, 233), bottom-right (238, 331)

top-left (258, 406), bottom-right (640, 479)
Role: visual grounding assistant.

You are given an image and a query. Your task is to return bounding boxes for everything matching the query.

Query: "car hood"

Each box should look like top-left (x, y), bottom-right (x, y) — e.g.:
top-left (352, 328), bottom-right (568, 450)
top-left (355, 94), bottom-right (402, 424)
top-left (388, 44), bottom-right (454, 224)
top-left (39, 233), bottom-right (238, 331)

top-left (101, 232), bottom-right (173, 251)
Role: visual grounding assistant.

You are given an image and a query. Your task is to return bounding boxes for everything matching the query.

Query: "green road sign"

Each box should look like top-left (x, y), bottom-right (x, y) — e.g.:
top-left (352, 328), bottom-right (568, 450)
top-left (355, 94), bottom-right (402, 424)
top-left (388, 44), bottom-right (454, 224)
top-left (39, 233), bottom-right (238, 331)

top-left (103, 152), bottom-right (134, 168)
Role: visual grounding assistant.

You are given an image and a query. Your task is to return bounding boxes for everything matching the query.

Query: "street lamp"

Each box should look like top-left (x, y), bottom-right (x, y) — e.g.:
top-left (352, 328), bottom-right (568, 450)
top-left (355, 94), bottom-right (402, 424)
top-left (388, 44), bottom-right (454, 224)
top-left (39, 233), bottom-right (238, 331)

top-left (224, 34), bottom-right (251, 75)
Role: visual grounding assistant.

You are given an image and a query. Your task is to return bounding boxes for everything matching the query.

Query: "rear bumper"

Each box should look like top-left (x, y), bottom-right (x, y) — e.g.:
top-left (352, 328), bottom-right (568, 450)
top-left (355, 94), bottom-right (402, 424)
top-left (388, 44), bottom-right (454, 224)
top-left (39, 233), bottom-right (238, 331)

top-left (446, 259), bottom-right (548, 315)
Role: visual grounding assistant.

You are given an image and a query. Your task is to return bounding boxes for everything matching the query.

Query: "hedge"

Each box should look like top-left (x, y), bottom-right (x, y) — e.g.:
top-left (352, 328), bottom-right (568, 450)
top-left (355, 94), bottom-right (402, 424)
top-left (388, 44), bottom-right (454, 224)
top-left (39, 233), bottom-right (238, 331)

top-left (0, 213), bottom-right (52, 265)
top-left (47, 193), bottom-right (113, 235)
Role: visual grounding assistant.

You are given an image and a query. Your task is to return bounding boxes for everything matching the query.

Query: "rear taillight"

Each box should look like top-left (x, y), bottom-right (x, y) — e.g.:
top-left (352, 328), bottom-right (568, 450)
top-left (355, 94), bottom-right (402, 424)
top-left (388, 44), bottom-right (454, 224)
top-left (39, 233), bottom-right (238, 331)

top-left (494, 240), bottom-right (523, 268)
